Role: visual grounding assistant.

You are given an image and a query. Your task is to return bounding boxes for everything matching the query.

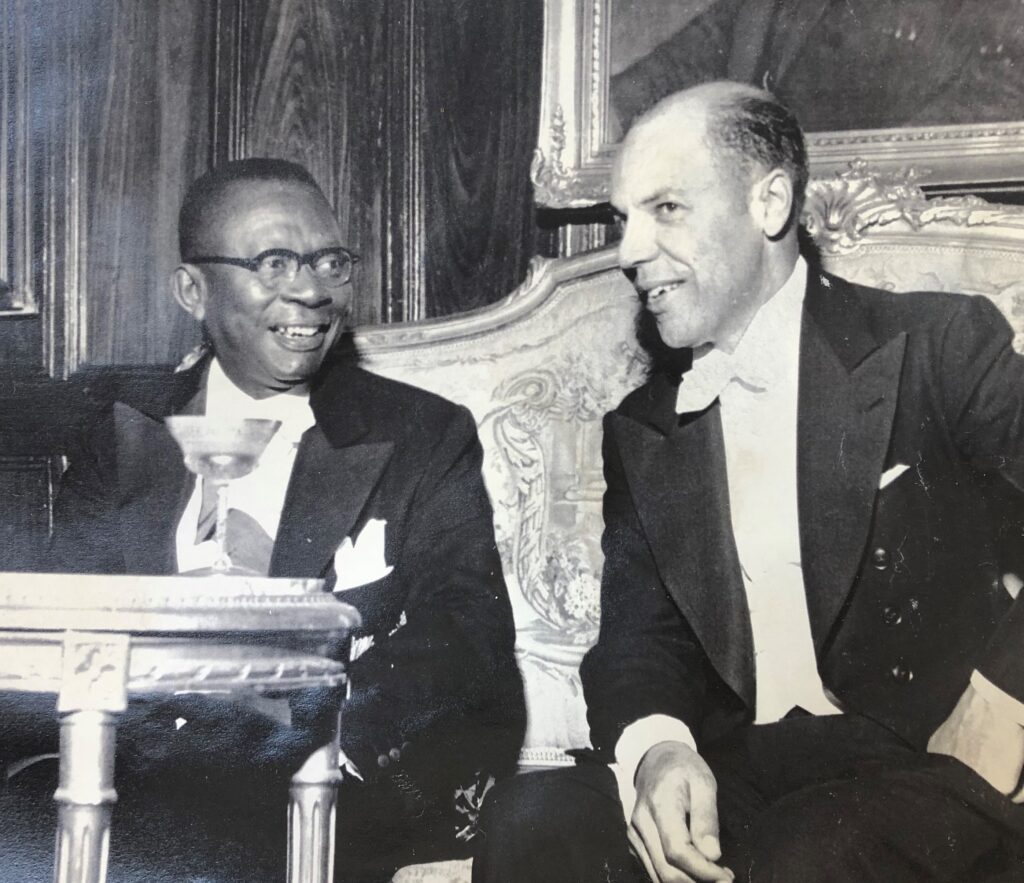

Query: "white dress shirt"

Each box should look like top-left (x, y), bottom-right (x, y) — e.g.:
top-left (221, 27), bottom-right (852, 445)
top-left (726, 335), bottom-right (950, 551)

top-left (175, 358), bottom-right (316, 573)
top-left (614, 257), bottom-right (842, 818)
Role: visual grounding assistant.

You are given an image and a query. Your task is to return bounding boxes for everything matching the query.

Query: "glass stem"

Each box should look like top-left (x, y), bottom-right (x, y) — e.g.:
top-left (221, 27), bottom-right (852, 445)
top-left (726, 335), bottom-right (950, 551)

top-left (213, 480), bottom-right (231, 572)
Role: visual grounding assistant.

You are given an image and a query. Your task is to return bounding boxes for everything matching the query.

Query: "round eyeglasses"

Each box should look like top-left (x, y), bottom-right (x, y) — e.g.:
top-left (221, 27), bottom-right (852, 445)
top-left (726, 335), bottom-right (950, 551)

top-left (186, 246), bottom-right (359, 288)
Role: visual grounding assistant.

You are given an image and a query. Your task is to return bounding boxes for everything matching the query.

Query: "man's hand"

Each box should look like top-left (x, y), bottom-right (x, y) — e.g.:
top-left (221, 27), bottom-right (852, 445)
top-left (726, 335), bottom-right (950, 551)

top-left (928, 683), bottom-right (1024, 800)
top-left (629, 740), bottom-right (733, 882)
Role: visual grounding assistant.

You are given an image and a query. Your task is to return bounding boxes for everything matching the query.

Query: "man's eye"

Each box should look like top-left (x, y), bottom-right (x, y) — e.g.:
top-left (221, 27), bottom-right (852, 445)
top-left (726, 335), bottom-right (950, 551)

top-left (261, 255), bottom-right (289, 272)
top-left (655, 201), bottom-right (684, 218)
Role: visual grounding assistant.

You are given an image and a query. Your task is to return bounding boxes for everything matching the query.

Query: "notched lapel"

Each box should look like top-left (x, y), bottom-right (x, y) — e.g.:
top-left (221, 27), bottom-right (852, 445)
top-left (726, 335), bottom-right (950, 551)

top-left (610, 409), bottom-right (755, 710)
top-left (798, 318), bottom-right (907, 649)
top-left (114, 402), bottom-right (192, 575)
top-left (270, 425), bottom-right (394, 579)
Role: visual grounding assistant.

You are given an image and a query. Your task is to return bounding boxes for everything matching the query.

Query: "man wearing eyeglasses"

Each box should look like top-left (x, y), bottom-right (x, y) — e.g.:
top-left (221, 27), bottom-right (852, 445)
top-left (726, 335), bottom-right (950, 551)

top-left (1, 159), bottom-right (524, 882)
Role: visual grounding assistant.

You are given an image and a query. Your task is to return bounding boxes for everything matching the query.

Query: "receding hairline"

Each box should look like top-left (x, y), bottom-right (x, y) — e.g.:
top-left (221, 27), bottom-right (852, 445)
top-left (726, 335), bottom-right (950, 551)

top-left (181, 176), bottom-right (332, 258)
top-left (613, 83), bottom-right (758, 197)
top-left (627, 81), bottom-right (772, 147)
top-left (178, 158), bottom-right (332, 259)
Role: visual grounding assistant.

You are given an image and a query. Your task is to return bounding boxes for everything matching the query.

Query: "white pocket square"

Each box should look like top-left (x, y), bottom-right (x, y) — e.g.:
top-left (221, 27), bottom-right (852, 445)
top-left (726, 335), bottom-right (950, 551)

top-left (333, 518), bottom-right (394, 592)
top-left (879, 463), bottom-right (910, 490)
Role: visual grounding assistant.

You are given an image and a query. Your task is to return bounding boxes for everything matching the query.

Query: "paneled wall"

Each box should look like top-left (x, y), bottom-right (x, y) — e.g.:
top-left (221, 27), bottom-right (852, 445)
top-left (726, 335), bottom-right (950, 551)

top-left (0, 0), bottom-right (543, 569)
top-left (4, 0), bottom-right (541, 373)
top-left (83, 0), bottom-right (216, 368)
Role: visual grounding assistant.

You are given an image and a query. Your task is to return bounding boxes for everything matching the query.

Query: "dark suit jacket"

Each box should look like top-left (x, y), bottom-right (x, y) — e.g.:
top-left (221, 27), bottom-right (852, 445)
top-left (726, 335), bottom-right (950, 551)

top-left (582, 269), bottom-right (1024, 754)
top-left (38, 355), bottom-right (525, 809)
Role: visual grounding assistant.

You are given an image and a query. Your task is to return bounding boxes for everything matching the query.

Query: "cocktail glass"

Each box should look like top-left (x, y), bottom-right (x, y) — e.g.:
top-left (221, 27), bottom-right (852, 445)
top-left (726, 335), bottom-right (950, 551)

top-left (165, 416), bottom-right (281, 576)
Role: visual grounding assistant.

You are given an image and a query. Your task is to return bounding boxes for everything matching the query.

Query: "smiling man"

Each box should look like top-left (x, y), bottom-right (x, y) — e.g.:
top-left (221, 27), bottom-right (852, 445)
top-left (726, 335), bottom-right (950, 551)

top-left (476, 82), bottom-right (1024, 882)
top-left (2, 159), bottom-right (524, 883)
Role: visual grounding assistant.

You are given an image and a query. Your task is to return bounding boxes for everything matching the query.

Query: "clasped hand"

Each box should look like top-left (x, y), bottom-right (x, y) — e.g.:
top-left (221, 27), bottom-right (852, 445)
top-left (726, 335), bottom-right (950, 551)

top-left (927, 683), bottom-right (1024, 802)
top-left (629, 741), bottom-right (734, 882)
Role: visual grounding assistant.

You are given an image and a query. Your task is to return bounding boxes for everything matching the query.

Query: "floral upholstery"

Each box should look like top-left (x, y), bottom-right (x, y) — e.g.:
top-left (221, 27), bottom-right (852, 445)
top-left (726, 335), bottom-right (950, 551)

top-left (360, 253), bottom-right (643, 766)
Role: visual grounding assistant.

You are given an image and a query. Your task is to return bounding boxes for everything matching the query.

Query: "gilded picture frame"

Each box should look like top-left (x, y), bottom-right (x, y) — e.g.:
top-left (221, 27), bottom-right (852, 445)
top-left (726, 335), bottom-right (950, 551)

top-left (533, 0), bottom-right (1024, 208)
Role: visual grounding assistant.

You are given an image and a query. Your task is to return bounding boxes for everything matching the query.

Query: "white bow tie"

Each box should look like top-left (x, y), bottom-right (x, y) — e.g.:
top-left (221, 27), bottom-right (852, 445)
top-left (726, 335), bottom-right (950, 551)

top-left (674, 348), bottom-right (769, 414)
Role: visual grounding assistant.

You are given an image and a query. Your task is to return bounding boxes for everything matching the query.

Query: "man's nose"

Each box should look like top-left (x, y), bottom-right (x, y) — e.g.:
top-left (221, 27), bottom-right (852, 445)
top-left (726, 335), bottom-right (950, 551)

top-left (279, 265), bottom-right (331, 306)
top-left (617, 216), bottom-right (658, 269)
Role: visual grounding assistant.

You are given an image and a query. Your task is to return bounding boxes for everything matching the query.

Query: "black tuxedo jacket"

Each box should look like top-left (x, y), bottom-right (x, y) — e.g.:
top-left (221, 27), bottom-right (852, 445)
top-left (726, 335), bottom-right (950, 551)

top-left (42, 356), bottom-right (525, 804)
top-left (582, 269), bottom-right (1024, 753)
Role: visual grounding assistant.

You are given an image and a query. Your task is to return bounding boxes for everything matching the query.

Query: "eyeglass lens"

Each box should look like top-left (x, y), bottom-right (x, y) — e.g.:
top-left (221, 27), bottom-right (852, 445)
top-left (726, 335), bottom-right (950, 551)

top-left (255, 250), bottom-right (352, 287)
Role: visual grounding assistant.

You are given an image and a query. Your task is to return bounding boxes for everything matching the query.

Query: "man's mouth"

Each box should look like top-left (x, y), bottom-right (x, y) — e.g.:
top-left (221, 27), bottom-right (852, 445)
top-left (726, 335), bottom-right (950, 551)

top-left (270, 323), bottom-right (332, 349)
top-left (643, 281), bottom-right (686, 300)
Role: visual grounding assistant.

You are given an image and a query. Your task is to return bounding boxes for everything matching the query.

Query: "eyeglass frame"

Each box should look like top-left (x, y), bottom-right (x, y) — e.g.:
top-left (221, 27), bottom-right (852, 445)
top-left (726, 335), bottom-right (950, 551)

top-left (184, 246), bottom-right (360, 288)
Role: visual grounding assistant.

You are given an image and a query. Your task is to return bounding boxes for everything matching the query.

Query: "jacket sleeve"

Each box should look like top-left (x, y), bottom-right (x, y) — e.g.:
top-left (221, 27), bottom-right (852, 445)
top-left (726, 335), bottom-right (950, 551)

top-left (335, 406), bottom-right (525, 794)
top-left (580, 412), bottom-right (709, 757)
top-left (943, 297), bottom-right (1024, 702)
top-left (46, 405), bottom-right (126, 575)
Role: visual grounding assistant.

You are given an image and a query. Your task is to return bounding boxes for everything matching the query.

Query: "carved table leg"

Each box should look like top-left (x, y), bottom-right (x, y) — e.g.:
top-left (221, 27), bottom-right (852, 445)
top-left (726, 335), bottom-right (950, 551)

top-left (288, 714), bottom-right (342, 883)
top-left (53, 632), bottom-right (129, 883)
top-left (52, 709), bottom-right (119, 883)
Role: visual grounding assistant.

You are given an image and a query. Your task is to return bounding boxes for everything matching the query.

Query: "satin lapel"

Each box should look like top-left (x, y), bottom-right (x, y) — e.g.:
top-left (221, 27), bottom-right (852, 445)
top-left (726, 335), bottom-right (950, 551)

top-left (798, 312), bottom-right (907, 650)
top-left (610, 405), bottom-right (755, 710)
top-left (114, 402), bottom-right (193, 575)
top-left (269, 425), bottom-right (394, 578)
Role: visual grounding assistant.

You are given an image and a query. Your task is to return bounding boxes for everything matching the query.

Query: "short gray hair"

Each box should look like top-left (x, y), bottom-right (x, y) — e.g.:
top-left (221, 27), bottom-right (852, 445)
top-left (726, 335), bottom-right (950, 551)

top-left (706, 91), bottom-right (808, 220)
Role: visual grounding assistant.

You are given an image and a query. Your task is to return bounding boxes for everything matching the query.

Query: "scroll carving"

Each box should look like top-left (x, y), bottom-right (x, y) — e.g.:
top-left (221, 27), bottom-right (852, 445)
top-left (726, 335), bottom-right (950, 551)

top-left (803, 160), bottom-right (1024, 255)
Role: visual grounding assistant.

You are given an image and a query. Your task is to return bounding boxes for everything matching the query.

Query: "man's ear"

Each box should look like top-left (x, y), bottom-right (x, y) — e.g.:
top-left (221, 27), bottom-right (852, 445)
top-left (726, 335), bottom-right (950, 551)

top-left (753, 168), bottom-right (794, 239)
top-left (172, 264), bottom-right (207, 322)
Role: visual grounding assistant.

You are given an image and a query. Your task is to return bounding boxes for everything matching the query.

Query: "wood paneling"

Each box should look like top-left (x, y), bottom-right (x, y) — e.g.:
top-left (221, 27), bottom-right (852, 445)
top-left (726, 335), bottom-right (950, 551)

top-left (81, 0), bottom-right (213, 368)
top-left (215, 0), bottom-right (544, 323)
top-left (214, 0), bottom-right (389, 326)
top-left (420, 0), bottom-right (544, 318)
top-left (0, 0), bottom-right (89, 378)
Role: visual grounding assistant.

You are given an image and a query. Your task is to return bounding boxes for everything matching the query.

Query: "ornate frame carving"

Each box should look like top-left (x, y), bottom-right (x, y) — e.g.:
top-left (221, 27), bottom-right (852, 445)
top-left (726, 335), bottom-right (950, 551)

top-left (802, 161), bottom-right (1024, 258)
top-left (534, 0), bottom-right (1024, 208)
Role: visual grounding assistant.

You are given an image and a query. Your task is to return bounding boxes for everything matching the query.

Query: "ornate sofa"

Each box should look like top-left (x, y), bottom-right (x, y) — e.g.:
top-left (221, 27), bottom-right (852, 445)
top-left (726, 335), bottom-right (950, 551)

top-left (359, 164), bottom-right (1024, 881)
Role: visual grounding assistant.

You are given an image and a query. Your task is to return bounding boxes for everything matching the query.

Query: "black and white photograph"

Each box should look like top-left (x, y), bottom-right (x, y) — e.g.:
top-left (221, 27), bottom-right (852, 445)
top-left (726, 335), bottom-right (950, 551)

top-left (1, 1), bottom-right (1023, 881)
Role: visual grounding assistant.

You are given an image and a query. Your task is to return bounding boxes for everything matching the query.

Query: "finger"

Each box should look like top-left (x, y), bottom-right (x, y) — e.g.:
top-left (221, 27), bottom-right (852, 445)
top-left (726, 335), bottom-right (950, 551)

top-left (660, 836), bottom-right (730, 883)
top-left (627, 824), bottom-right (661, 883)
top-left (654, 806), bottom-right (731, 882)
top-left (633, 805), bottom-right (697, 883)
top-left (687, 778), bottom-right (722, 862)
top-left (634, 811), bottom-right (700, 880)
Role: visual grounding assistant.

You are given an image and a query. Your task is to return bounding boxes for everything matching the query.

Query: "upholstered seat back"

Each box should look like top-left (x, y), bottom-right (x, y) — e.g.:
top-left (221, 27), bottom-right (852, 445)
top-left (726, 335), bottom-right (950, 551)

top-left (358, 253), bottom-right (641, 764)
top-left (358, 165), bottom-right (1024, 766)
top-left (805, 164), bottom-right (1024, 352)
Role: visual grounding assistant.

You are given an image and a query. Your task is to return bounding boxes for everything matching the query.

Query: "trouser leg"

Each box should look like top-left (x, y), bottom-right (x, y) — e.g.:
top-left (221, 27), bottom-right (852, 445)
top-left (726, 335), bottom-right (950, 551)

top-left (703, 714), bottom-right (1024, 883)
top-left (472, 763), bottom-right (645, 883)
top-left (742, 752), bottom-right (1024, 883)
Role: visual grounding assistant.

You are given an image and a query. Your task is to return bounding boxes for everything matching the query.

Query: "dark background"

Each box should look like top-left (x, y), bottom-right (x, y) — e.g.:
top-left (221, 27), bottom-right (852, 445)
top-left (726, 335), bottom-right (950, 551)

top-left (0, 0), bottom-right (547, 568)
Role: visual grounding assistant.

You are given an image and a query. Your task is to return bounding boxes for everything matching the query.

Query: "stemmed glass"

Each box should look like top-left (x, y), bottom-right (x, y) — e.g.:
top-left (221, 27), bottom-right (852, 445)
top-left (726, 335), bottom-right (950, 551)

top-left (165, 416), bottom-right (281, 576)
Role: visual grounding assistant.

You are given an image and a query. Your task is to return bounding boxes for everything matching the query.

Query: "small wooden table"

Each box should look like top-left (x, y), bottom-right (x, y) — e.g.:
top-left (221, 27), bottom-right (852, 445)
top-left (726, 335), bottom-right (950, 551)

top-left (0, 572), bottom-right (360, 883)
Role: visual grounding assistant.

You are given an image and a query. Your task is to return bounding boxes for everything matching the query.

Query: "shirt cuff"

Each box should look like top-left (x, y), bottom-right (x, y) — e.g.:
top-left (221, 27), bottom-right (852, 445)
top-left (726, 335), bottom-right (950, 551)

top-left (615, 714), bottom-right (696, 785)
top-left (971, 670), bottom-right (1024, 728)
top-left (338, 747), bottom-right (363, 780)
top-left (612, 715), bottom-right (696, 825)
